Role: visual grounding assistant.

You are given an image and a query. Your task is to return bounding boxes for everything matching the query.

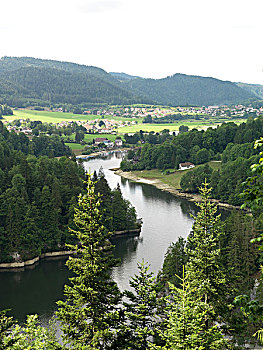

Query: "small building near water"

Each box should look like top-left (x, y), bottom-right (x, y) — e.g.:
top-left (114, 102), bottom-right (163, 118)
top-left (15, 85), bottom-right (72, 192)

top-left (179, 162), bottom-right (195, 170)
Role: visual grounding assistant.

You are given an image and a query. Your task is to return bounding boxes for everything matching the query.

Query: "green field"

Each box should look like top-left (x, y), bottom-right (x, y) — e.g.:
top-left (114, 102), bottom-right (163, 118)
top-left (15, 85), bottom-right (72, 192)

top-left (4, 109), bottom-right (247, 134)
top-left (65, 143), bottom-right (84, 150)
top-left (5, 109), bottom-right (142, 124)
top-left (118, 119), bottom-right (246, 133)
top-left (132, 161), bottom-right (222, 189)
top-left (65, 133), bottom-right (124, 143)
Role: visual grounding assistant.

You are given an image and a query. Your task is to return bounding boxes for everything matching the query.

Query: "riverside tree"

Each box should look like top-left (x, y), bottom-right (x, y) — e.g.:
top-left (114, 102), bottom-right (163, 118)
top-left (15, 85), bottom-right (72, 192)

top-left (56, 176), bottom-right (122, 349)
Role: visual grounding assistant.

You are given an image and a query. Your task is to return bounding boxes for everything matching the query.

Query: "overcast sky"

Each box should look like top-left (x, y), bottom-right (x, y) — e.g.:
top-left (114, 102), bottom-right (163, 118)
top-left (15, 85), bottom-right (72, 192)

top-left (1, 0), bottom-right (263, 84)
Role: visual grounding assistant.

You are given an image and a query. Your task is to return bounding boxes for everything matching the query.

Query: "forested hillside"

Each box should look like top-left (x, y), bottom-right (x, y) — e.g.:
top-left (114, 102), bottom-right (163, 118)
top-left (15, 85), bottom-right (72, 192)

top-left (0, 121), bottom-right (138, 263)
top-left (236, 82), bottom-right (263, 99)
top-left (121, 73), bottom-right (257, 106)
top-left (0, 57), bottom-right (258, 108)
top-left (0, 57), bottom-right (146, 107)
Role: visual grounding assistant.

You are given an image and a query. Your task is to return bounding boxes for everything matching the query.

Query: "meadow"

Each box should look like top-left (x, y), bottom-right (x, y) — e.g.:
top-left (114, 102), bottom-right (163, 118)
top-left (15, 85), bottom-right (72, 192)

top-left (7, 109), bottom-right (142, 123)
top-left (132, 161), bottom-right (222, 189)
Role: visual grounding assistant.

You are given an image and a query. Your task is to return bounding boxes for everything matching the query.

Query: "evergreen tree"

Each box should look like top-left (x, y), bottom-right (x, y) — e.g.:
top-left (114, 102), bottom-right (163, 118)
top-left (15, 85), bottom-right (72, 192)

top-left (155, 270), bottom-right (229, 350)
top-left (0, 310), bottom-right (19, 349)
top-left (123, 260), bottom-right (163, 349)
top-left (186, 181), bottom-right (230, 328)
top-left (56, 176), bottom-right (122, 349)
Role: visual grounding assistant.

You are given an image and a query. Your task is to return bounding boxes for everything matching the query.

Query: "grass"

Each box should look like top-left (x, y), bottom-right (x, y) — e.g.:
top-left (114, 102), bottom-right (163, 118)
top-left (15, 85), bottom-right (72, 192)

top-left (65, 143), bottom-right (84, 150)
top-left (117, 119), bottom-right (246, 134)
top-left (4, 109), bottom-right (142, 124)
top-left (64, 133), bottom-right (124, 143)
top-left (132, 161), bottom-right (222, 190)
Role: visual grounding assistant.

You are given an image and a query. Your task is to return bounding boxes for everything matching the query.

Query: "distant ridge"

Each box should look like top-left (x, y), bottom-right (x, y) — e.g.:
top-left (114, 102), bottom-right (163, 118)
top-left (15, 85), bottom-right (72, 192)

top-left (0, 57), bottom-right (259, 107)
top-left (236, 81), bottom-right (263, 99)
top-left (0, 56), bottom-right (146, 105)
top-left (109, 72), bottom-right (141, 81)
top-left (121, 73), bottom-right (258, 106)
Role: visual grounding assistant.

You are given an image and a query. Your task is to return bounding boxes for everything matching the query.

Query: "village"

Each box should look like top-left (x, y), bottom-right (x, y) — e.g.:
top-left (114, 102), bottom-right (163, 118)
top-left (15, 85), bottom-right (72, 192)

top-left (2, 103), bottom-right (263, 139)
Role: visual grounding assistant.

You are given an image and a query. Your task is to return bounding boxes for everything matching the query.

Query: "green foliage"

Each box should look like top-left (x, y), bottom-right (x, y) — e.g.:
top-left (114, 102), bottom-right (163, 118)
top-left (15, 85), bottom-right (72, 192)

top-left (123, 260), bottom-right (163, 349)
top-left (56, 176), bottom-right (122, 349)
top-left (123, 73), bottom-right (256, 106)
top-left (0, 310), bottom-right (20, 349)
top-left (241, 137), bottom-right (263, 212)
top-left (158, 237), bottom-right (187, 288)
top-left (155, 270), bottom-right (229, 350)
top-left (94, 171), bottom-right (138, 232)
top-left (186, 182), bottom-right (230, 321)
top-left (0, 122), bottom-right (85, 262)
top-left (0, 57), bottom-right (146, 106)
top-left (180, 164), bottom-right (213, 192)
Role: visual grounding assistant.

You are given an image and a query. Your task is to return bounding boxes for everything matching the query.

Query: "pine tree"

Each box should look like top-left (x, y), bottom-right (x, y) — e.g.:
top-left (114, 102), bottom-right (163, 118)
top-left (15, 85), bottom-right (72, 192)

top-left (0, 310), bottom-right (19, 349)
top-left (186, 181), bottom-right (230, 327)
top-left (56, 176), bottom-right (122, 350)
top-left (154, 269), bottom-right (229, 350)
top-left (123, 260), bottom-right (163, 350)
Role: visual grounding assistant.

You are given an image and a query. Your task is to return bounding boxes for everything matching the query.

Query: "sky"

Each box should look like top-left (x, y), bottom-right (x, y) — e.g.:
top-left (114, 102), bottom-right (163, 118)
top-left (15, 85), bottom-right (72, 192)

top-left (1, 0), bottom-right (263, 84)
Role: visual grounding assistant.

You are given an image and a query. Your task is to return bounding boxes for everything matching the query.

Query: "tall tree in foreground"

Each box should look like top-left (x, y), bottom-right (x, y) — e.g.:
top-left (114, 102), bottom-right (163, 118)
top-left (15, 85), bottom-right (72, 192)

top-left (154, 269), bottom-right (229, 350)
top-left (123, 260), bottom-right (163, 350)
top-left (185, 181), bottom-right (230, 333)
top-left (240, 137), bottom-right (263, 345)
top-left (56, 176), bottom-right (122, 349)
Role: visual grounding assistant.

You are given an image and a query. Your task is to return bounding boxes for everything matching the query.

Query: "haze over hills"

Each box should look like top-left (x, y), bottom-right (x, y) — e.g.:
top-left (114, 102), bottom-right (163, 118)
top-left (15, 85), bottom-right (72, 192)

top-left (0, 56), bottom-right (260, 107)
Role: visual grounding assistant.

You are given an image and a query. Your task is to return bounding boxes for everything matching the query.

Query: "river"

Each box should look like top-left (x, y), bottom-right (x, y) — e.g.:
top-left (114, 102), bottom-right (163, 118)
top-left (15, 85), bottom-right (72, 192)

top-left (0, 152), bottom-right (198, 323)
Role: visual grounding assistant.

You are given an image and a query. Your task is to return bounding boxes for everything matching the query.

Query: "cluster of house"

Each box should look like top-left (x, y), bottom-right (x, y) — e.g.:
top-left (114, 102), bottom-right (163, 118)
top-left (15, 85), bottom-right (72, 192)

top-left (82, 104), bottom-right (263, 120)
top-left (56, 119), bottom-right (136, 134)
top-left (94, 137), bottom-right (123, 148)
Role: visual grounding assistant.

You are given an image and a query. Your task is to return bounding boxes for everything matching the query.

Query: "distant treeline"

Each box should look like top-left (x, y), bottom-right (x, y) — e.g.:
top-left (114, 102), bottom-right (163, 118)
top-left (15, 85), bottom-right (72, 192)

top-left (121, 116), bottom-right (263, 205)
top-left (143, 113), bottom-right (203, 124)
top-left (0, 104), bottom-right (13, 118)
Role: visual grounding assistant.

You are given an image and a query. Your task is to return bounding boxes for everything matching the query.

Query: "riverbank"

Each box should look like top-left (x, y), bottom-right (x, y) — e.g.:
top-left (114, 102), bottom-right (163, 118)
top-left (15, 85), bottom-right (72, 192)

top-left (114, 169), bottom-right (245, 211)
top-left (0, 250), bottom-right (76, 270)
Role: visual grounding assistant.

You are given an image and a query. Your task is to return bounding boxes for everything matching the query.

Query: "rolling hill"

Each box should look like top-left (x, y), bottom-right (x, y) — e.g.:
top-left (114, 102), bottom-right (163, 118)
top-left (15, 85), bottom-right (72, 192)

top-left (119, 73), bottom-right (257, 106)
top-left (0, 57), bottom-right (146, 106)
top-left (0, 57), bottom-right (259, 107)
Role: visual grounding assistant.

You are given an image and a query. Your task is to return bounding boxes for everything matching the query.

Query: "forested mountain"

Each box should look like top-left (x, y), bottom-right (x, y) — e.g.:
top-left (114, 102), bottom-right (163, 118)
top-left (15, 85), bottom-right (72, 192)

top-left (0, 57), bottom-right (259, 107)
top-left (236, 82), bottom-right (263, 99)
top-left (109, 72), bottom-right (140, 81)
top-left (121, 73), bottom-right (257, 106)
top-left (0, 57), bottom-right (146, 106)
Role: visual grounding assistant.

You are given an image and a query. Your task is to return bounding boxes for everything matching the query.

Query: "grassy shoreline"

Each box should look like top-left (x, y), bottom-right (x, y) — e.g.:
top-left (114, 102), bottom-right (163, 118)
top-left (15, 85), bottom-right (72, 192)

top-left (114, 165), bottom-right (243, 211)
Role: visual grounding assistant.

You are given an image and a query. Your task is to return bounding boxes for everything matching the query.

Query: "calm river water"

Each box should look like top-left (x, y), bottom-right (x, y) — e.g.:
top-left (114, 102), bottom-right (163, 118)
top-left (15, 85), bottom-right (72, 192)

top-left (0, 152), bottom-right (198, 323)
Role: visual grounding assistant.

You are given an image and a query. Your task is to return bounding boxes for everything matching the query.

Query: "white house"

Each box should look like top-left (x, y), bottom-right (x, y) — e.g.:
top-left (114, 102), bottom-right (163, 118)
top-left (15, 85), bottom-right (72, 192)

top-left (179, 162), bottom-right (195, 170)
top-left (114, 139), bottom-right (123, 147)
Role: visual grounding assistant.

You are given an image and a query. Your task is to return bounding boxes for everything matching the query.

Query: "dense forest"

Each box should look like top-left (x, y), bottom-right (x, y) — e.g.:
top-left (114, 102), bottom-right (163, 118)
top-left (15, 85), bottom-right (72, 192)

top-left (121, 116), bottom-right (263, 205)
top-left (0, 121), bottom-right (138, 263)
top-left (121, 73), bottom-right (257, 106)
top-left (0, 57), bottom-right (260, 108)
top-left (0, 57), bottom-right (148, 107)
top-left (1, 151), bottom-right (262, 348)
